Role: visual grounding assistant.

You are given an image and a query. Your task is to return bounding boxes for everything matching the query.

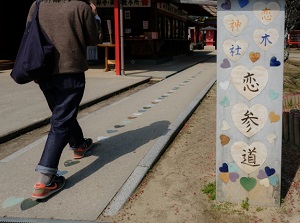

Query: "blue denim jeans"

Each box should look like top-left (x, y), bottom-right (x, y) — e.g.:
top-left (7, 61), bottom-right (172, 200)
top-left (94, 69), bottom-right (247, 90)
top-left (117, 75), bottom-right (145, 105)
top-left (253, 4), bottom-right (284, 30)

top-left (35, 73), bottom-right (86, 175)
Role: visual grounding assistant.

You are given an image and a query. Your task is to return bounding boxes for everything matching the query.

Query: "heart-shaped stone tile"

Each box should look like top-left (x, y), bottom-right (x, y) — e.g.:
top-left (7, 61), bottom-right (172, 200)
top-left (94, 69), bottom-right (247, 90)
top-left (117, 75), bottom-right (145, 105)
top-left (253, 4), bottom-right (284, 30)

top-left (257, 169), bottom-right (268, 179)
top-left (219, 96), bottom-right (230, 107)
top-left (221, 0), bottom-right (231, 10)
top-left (269, 89), bottom-right (279, 101)
top-left (231, 103), bottom-right (268, 137)
top-left (259, 178), bottom-right (270, 187)
top-left (253, 2), bottom-right (280, 25)
top-left (220, 134), bottom-right (230, 146)
top-left (3, 196), bottom-right (24, 208)
top-left (219, 172), bottom-right (230, 183)
top-left (249, 52), bottom-right (260, 63)
top-left (221, 120), bottom-right (230, 131)
top-left (269, 111), bottom-right (280, 123)
top-left (220, 58), bottom-right (231, 69)
top-left (265, 166), bottom-right (275, 177)
top-left (270, 56), bottom-right (281, 67)
top-left (229, 172), bottom-right (239, 182)
top-left (267, 133), bottom-right (277, 143)
top-left (240, 177), bottom-right (257, 191)
top-left (269, 175), bottom-right (279, 186)
top-left (219, 163), bottom-right (229, 172)
top-left (231, 141), bottom-right (267, 174)
top-left (229, 162), bottom-right (238, 173)
top-left (223, 39), bottom-right (248, 62)
top-left (219, 81), bottom-right (229, 91)
top-left (253, 29), bottom-right (279, 51)
top-left (223, 14), bottom-right (248, 37)
top-left (20, 198), bottom-right (39, 210)
top-left (238, 0), bottom-right (249, 8)
top-left (231, 65), bottom-right (268, 100)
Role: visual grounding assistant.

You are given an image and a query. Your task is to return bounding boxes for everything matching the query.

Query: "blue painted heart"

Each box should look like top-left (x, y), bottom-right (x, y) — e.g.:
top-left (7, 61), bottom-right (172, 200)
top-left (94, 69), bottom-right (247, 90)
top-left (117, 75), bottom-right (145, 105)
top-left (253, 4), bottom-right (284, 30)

top-left (265, 166), bottom-right (276, 177)
top-left (270, 56), bottom-right (281, 67)
top-left (219, 163), bottom-right (229, 172)
top-left (238, 0), bottom-right (249, 8)
top-left (221, 0), bottom-right (231, 10)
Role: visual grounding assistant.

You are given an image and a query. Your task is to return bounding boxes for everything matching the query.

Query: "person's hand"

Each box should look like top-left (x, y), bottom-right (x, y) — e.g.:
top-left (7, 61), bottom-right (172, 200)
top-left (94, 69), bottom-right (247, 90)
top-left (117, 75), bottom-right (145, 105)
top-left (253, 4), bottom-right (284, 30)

top-left (90, 2), bottom-right (97, 15)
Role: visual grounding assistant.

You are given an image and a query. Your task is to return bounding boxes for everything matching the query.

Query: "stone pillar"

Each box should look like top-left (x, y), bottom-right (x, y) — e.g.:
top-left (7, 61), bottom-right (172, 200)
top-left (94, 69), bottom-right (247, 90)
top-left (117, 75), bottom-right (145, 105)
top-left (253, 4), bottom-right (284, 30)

top-left (216, 0), bottom-right (284, 206)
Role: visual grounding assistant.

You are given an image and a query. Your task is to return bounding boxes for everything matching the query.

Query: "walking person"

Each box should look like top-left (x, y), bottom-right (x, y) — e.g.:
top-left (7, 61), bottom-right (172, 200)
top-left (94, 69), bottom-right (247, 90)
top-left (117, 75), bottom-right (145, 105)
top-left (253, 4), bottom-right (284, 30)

top-left (24, 0), bottom-right (103, 200)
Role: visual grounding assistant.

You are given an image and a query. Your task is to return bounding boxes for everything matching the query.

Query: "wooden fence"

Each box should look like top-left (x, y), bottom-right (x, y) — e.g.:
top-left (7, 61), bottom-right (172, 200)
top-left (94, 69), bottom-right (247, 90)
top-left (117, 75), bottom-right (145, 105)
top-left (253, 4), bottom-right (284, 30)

top-left (283, 94), bottom-right (300, 147)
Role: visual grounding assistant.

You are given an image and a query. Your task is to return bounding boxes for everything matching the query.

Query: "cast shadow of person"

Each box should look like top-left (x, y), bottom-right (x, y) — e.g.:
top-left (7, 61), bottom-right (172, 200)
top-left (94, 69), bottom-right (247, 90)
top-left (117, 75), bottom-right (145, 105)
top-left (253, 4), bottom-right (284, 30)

top-left (64, 120), bottom-right (171, 188)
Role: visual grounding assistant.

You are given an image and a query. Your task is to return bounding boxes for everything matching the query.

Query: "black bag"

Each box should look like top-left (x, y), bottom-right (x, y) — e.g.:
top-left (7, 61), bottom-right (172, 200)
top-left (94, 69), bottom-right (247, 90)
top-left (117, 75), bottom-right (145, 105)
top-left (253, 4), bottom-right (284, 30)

top-left (10, 0), bottom-right (55, 84)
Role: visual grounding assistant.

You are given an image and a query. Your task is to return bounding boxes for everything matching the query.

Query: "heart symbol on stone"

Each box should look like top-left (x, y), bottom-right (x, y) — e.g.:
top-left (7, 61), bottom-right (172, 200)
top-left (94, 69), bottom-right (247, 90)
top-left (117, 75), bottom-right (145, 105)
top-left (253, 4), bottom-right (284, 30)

top-left (231, 103), bottom-right (268, 137)
top-left (257, 169), bottom-right (268, 179)
top-left (221, 0), bottom-right (231, 10)
top-left (231, 65), bottom-right (268, 100)
top-left (253, 29), bottom-right (279, 51)
top-left (221, 120), bottom-right (230, 131)
top-left (229, 172), bottom-right (239, 182)
top-left (267, 133), bottom-right (277, 143)
top-left (20, 198), bottom-right (39, 210)
top-left (220, 134), bottom-right (230, 146)
top-left (219, 173), bottom-right (230, 183)
top-left (269, 175), bottom-right (279, 186)
top-left (219, 163), bottom-right (229, 172)
top-left (259, 178), bottom-right (270, 187)
top-left (220, 58), bottom-right (231, 69)
top-left (223, 39), bottom-right (248, 62)
top-left (269, 111), bottom-right (280, 123)
top-left (106, 129), bottom-right (118, 133)
top-left (231, 141), bottom-right (267, 174)
top-left (114, 125), bottom-right (125, 128)
top-left (270, 56), bottom-right (281, 67)
top-left (249, 52), bottom-right (260, 63)
top-left (229, 162), bottom-right (239, 173)
top-left (253, 2), bottom-right (280, 25)
top-left (219, 81), bottom-right (229, 91)
top-left (3, 196), bottom-right (24, 208)
top-left (238, 0), bottom-right (249, 8)
top-left (219, 96), bottom-right (230, 107)
top-left (64, 160), bottom-right (80, 167)
top-left (269, 89), bottom-right (279, 101)
top-left (265, 166), bottom-right (275, 177)
top-left (240, 177), bottom-right (257, 191)
top-left (223, 14), bottom-right (248, 37)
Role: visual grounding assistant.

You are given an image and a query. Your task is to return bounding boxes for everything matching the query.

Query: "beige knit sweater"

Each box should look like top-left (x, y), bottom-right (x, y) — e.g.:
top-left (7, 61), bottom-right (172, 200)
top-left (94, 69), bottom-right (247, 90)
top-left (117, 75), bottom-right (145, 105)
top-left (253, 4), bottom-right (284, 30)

top-left (27, 0), bottom-right (102, 75)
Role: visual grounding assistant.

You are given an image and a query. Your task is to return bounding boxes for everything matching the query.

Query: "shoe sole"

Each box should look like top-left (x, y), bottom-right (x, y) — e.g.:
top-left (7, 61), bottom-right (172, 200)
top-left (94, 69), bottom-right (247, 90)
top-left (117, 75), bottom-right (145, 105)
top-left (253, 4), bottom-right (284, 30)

top-left (32, 180), bottom-right (66, 200)
top-left (73, 143), bottom-right (93, 159)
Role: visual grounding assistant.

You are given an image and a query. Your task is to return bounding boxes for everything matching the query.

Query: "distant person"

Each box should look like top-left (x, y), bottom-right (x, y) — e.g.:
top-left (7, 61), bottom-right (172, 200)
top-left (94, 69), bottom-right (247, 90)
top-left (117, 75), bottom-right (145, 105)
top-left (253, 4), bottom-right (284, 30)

top-left (25, 0), bottom-right (103, 200)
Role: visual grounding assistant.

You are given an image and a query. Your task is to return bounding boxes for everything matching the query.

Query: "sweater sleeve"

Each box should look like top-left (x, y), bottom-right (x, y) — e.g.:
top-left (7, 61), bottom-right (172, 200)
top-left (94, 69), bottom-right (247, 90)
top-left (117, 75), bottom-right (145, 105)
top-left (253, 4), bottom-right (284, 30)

top-left (82, 6), bottom-right (103, 46)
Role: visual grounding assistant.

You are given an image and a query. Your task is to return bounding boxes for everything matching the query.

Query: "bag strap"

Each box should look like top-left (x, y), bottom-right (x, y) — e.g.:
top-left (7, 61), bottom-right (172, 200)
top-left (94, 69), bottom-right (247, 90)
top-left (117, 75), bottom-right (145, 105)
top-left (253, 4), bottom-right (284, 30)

top-left (33, 0), bottom-right (41, 20)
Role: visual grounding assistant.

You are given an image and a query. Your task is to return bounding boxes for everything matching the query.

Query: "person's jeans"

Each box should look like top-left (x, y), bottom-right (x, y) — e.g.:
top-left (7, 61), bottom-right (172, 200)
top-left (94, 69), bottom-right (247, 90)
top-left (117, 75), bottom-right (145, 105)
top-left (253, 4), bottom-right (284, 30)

top-left (35, 73), bottom-right (86, 175)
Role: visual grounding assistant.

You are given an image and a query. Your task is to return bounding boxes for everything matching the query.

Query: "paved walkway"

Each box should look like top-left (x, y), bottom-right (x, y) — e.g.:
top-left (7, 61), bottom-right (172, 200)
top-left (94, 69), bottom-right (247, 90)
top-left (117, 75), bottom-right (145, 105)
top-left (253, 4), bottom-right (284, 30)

top-left (0, 49), bottom-right (216, 222)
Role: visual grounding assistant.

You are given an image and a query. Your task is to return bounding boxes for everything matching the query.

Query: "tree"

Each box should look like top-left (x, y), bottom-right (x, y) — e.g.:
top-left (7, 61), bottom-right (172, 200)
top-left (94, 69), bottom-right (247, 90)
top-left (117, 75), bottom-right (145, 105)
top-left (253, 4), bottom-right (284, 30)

top-left (285, 0), bottom-right (300, 33)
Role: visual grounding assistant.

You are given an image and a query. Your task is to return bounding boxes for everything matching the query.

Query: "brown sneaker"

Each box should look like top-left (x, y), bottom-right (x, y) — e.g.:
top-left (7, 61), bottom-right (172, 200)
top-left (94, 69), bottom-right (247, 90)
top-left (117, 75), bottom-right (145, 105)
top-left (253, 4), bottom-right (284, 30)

top-left (73, 138), bottom-right (93, 159)
top-left (32, 174), bottom-right (66, 200)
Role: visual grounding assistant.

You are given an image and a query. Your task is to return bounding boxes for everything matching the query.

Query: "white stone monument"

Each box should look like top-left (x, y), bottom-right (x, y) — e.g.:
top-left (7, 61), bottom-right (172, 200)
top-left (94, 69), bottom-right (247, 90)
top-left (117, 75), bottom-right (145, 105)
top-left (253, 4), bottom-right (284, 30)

top-left (216, 0), bottom-right (284, 206)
